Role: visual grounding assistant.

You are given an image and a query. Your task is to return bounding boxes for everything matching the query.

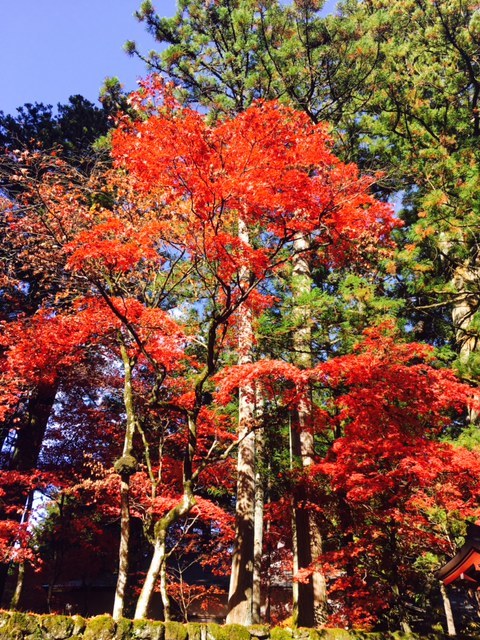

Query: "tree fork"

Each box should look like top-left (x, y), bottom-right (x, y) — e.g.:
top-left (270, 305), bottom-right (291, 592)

top-left (134, 486), bottom-right (196, 619)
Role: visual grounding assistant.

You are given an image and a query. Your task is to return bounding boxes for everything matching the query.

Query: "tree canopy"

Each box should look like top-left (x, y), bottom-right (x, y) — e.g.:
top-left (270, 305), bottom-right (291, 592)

top-left (1, 0), bottom-right (480, 635)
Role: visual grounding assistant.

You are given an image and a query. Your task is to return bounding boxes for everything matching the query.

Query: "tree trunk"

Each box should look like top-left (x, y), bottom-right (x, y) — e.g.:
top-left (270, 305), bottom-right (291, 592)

top-left (9, 491), bottom-right (34, 610)
top-left (440, 582), bottom-right (456, 636)
top-left (227, 219), bottom-right (257, 625)
top-left (226, 314), bottom-right (256, 624)
top-left (290, 234), bottom-right (326, 628)
top-left (113, 476), bottom-right (131, 621)
top-left (0, 379), bottom-right (57, 603)
top-left (135, 533), bottom-right (166, 620)
top-left (113, 344), bottom-right (137, 621)
top-left (252, 404), bottom-right (265, 624)
top-left (452, 265), bottom-right (479, 364)
top-left (290, 418), bottom-right (300, 623)
top-left (452, 265), bottom-right (480, 422)
top-left (159, 553), bottom-right (171, 622)
top-left (9, 562), bottom-right (25, 611)
top-left (135, 489), bottom-right (195, 619)
top-left (8, 381), bottom-right (58, 471)
top-left (391, 581), bottom-right (412, 634)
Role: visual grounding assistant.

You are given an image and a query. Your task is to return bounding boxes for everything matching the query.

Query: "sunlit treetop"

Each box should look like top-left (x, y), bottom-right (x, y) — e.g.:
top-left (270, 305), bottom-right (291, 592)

top-left (112, 77), bottom-right (400, 274)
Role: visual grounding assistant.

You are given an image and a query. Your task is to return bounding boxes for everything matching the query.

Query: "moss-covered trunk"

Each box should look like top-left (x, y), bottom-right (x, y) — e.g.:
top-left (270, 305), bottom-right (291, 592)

top-left (134, 486), bottom-right (196, 619)
top-left (112, 343), bottom-right (137, 621)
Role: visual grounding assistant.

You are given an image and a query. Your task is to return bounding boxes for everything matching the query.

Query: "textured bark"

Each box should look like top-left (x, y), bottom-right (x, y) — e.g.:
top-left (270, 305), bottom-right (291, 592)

top-left (227, 313), bottom-right (256, 624)
top-left (440, 582), bottom-right (457, 637)
top-left (290, 234), bottom-right (326, 628)
top-left (135, 534), bottom-right (165, 620)
top-left (8, 381), bottom-right (58, 471)
top-left (291, 419), bottom-right (326, 628)
top-left (252, 405), bottom-right (265, 624)
top-left (452, 266), bottom-right (479, 364)
top-left (113, 477), bottom-right (131, 621)
top-left (135, 488), bottom-right (195, 619)
top-left (452, 265), bottom-right (480, 423)
top-left (290, 420), bottom-right (300, 621)
top-left (9, 561), bottom-right (25, 611)
top-left (227, 219), bottom-right (257, 625)
top-left (113, 343), bottom-right (137, 621)
top-left (159, 554), bottom-right (171, 622)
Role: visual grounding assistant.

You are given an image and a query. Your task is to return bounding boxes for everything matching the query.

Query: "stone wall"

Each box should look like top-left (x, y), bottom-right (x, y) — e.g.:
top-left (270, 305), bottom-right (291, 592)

top-left (0, 611), bottom-right (456, 640)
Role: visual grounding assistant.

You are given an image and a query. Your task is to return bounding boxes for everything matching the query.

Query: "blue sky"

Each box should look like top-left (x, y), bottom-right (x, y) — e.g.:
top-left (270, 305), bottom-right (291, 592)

top-left (1, 0), bottom-right (177, 115)
top-left (2, 0), bottom-right (337, 116)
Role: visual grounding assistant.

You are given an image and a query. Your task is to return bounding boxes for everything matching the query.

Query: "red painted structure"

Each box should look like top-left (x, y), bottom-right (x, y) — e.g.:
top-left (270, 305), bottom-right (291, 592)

top-left (436, 523), bottom-right (480, 586)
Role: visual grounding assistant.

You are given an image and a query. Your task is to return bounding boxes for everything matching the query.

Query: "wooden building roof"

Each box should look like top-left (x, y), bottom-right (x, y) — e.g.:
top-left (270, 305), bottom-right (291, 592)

top-left (436, 523), bottom-right (480, 586)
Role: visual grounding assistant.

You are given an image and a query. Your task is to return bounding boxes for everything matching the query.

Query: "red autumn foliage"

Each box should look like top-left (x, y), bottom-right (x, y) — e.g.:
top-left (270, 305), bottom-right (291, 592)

top-left (214, 324), bottom-right (480, 627)
top-left (309, 328), bottom-right (480, 628)
top-left (113, 78), bottom-right (399, 277)
top-left (1, 83), bottom-right (479, 631)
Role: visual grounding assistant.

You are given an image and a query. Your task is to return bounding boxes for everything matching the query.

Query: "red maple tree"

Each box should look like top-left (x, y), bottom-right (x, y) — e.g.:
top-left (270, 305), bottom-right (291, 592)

top-left (1, 80), bottom-right (477, 631)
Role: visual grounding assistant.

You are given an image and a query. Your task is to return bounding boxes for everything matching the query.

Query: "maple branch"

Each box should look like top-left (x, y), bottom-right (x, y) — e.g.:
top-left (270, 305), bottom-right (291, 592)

top-left (93, 278), bottom-right (167, 384)
top-left (191, 421), bottom-right (263, 484)
top-left (136, 418), bottom-right (156, 493)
